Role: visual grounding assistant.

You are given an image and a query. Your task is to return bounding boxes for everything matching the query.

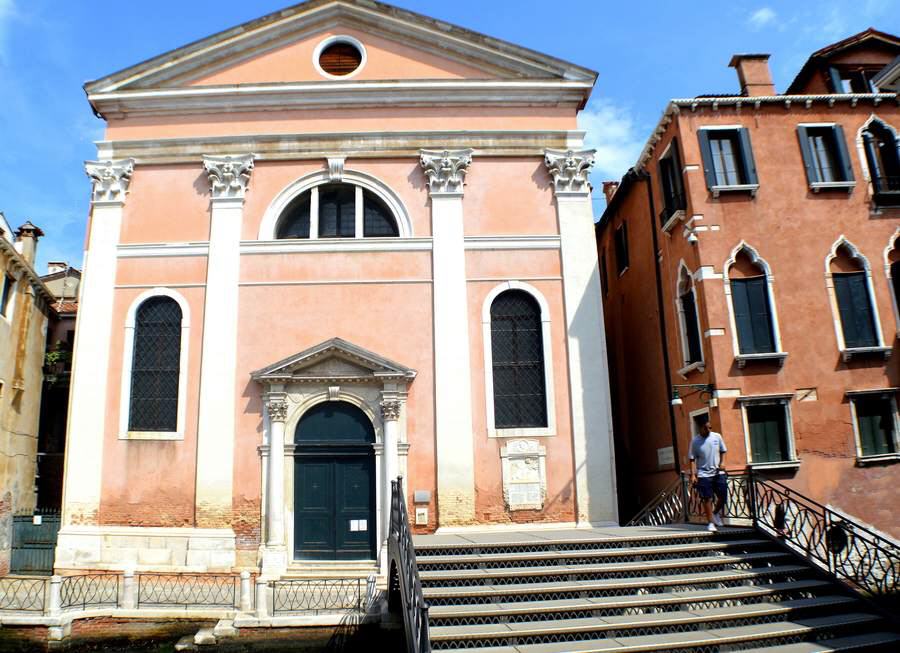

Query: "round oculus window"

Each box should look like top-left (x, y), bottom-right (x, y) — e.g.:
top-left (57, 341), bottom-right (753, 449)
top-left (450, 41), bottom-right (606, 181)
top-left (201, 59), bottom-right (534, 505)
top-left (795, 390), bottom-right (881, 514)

top-left (318, 41), bottom-right (363, 77)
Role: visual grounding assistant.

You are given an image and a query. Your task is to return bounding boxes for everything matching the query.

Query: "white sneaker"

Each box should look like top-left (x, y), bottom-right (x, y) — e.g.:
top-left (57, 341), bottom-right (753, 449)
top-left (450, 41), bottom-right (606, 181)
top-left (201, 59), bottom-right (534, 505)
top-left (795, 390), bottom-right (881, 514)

top-left (713, 512), bottom-right (724, 527)
top-left (707, 522), bottom-right (718, 532)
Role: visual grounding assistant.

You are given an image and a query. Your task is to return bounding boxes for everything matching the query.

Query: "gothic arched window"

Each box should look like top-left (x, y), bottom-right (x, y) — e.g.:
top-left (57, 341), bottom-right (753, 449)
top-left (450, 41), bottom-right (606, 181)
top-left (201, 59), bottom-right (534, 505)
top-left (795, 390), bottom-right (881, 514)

top-left (129, 297), bottom-right (183, 432)
top-left (490, 290), bottom-right (547, 429)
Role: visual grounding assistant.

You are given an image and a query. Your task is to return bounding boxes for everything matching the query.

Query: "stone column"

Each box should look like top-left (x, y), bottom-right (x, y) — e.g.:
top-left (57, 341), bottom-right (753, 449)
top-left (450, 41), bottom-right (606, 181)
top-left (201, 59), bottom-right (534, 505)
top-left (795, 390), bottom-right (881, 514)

top-left (544, 148), bottom-right (618, 526)
top-left (60, 159), bottom-right (134, 531)
top-left (195, 154), bottom-right (254, 528)
top-left (264, 393), bottom-right (287, 548)
top-left (420, 149), bottom-right (476, 526)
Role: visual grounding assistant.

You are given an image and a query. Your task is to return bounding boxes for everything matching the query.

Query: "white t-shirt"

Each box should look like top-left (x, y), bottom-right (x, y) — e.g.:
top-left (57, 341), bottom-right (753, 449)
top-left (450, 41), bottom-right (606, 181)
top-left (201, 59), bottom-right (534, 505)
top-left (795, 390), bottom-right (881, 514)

top-left (689, 432), bottom-right (727, 478)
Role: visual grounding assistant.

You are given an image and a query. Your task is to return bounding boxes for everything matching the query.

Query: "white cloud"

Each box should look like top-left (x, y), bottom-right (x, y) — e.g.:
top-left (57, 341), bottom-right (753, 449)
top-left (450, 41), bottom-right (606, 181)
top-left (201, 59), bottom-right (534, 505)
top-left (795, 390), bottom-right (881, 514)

top-left (578, 100), bottom-right (646, 184)
top-left (748, 7), bottom-right (777, 30)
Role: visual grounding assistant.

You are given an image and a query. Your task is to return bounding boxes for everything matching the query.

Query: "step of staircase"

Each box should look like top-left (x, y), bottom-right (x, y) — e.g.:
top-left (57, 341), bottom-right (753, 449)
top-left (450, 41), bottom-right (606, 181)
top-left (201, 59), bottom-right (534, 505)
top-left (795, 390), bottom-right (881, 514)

top-left (413, 525), bottom-right (898, 651)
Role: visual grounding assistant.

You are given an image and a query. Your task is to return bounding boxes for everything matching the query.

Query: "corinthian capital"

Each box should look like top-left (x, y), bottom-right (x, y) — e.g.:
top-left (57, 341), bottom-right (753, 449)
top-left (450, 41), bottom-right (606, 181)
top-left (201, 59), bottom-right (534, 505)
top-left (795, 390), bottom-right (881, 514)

top-left (381, 400), bottom-right (402, 422)
top-left (203, 154), bottom-right (255, 199)
top-left (544, 148), bottom-right (595, 196)
top-left (85, 159), bottom-right (135, 204)
top-left (420, 149), bottom-right (473, 196)
top-left (265, 394), bottom-right (288, 423)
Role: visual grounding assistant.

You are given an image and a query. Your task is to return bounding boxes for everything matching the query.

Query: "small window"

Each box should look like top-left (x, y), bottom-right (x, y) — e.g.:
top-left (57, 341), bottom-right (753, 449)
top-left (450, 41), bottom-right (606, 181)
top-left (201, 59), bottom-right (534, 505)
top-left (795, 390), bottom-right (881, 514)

top-left (0, 274), bottom-right (13, 316)
top-left (658, 141), bottom-right (686, 226)
top-left (797, 125), bottom-right (854, 186)
top-left (318, 41), bottom-right (362, 77)
top-left (129, 297), bottom-right (182, 432)
top-left (274, 183), bottom-right (399, 240)
top-left (677, 267), bottom-right (703, 366)
top-left (746, 402), bottom-right (792, 464)
top-left (862, 119), bottom-right (900, 205)
top-left (614, 223), bottom-right (629, 275)
top-left (698, 128), bottom-right (758, 192)
top-left (852, 395), bottom-right (898, 458)
top-left (828, 66), bottom-right (879, 94)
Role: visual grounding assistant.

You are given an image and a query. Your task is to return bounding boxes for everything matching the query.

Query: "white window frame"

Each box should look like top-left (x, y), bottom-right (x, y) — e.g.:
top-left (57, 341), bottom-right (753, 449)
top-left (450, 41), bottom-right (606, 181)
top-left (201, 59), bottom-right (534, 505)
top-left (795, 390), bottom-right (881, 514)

top-left (698, 125), bottom-right (760, 197)
top-left (848, 389), bottom-right (900, 464)
top-left (723, 242), bottom-right (787, 368)
top-left (824, 235), bottom-right (890, 361)
top-left (482, 281), bottom-right (556, 438)
top-left (258, 168), bottom-right (412, 241)
top-left (884, 227), bottom-right (900, 338)
top-left (675, 261), bottom-right (705, 376)
top-left (738, 394), bottom-right (799, 470)
top-left (119, 287), bottom-right (190, 441)
top-left (0, 271), bottom-right (18, 325)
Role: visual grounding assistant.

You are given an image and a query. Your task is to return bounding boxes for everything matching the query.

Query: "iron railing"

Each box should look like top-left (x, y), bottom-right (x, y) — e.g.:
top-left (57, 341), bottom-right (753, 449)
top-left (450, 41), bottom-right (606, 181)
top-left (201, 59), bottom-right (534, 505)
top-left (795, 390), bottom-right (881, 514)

top-left (388, 477), bottom-right (430, 653)
top-left (136, 573), bottom-right (238, 608)
top-left (0, 577), bottom-right (47, 612)
top-left (60, 573), bottom-right (119, 611)
top-left (658, 190), bottom-right (687, 226)
top-left (629, 470), bottom-right (900, 605)
top-left (270, 577), bottom-right (373, 615)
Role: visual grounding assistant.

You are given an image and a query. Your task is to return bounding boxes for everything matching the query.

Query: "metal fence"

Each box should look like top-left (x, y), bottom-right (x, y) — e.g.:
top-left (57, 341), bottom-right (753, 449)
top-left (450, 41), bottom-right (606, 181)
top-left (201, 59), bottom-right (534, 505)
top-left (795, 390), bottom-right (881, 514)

top-left (60, 573), bottom-right (119, 611)
top-left (270, 577), bottom-right (374, 615)
top-left (0, 577), bottom-right (47, 612)
top-left (136, 573), bottom-right (239, 608)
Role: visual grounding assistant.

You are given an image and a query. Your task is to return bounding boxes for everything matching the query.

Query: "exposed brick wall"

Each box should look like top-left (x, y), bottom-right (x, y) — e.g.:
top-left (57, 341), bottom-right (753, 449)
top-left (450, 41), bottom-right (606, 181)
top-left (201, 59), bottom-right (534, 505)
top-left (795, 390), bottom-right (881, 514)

top-left (0, 491), bottom-right (12, 576)
top-left (232, 497), bottom-right (261, 551)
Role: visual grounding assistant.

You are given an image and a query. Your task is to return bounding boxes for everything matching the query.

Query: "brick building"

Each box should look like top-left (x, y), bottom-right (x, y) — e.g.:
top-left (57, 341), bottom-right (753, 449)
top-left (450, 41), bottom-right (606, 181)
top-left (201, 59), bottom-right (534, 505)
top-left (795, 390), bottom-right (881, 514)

top-left (596, 29), bottom-right (900, 534)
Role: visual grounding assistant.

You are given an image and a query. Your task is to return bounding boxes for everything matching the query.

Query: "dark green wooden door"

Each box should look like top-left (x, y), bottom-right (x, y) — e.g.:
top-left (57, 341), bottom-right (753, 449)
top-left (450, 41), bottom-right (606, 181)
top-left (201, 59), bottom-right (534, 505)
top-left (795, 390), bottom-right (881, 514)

top-left (294, 402), bottom-right (376, 561)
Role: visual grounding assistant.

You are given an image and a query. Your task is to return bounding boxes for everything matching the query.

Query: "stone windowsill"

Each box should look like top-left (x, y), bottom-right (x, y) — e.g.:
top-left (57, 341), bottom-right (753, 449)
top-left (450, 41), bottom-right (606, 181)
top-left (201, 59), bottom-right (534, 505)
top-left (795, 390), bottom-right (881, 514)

top-left (810, 180), bottom-right (855, 193)
top-left (661, 209), bottom-right (686, 233)
top-left (677, 361), bottom-right (705, 377)
top-left (735, 352), bottom-right (788, 368)
top-left (710, 183), bottom-right (759, 199)
top-left (120, 430), bottom-right (183, 441)
top-left (840, 346), bottom-right (892, 362)
top-left (856, 453), bottom-right (900, 467)
top-left (748, 460), bottom-right (801, 471)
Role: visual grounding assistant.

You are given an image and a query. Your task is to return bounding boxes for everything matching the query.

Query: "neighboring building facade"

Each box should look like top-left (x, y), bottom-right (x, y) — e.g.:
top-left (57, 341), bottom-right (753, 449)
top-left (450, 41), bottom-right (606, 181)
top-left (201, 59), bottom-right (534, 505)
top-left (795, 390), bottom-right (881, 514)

top-left (597, 29), bottom-right (900, 534)
top-left (37, 263), bottom-right (81, 511)
top-left (0, 215), bottom-right (53, 573)
top-left (57, 0), bottom-right (616, 578)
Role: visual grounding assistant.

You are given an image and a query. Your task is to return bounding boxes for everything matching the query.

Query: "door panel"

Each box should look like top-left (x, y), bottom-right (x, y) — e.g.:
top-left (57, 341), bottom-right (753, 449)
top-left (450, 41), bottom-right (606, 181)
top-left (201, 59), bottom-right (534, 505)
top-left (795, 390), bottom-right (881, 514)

top-left (335, 457), bottom-right (375, 559)
top-left (294, 460), bottom-right (336, 559)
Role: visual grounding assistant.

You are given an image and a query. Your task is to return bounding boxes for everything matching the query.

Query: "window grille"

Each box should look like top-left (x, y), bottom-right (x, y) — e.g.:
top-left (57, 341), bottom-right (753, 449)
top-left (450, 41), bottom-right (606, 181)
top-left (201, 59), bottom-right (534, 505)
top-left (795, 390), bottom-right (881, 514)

top-left (129, 297), bottom-right (182, 432)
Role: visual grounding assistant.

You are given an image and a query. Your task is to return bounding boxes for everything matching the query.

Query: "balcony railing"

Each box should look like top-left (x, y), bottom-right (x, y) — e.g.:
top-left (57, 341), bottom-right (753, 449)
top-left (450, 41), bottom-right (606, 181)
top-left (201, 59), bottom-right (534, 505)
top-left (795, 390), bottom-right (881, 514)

top-left (658, 191), bottom-right (686, 227)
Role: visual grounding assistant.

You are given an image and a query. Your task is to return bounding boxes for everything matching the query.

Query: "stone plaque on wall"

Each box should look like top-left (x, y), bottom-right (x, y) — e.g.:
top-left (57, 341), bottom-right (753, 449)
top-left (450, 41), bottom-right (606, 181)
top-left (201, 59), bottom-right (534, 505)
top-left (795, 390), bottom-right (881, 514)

top-left (501, 439), bottom-right (547, 511)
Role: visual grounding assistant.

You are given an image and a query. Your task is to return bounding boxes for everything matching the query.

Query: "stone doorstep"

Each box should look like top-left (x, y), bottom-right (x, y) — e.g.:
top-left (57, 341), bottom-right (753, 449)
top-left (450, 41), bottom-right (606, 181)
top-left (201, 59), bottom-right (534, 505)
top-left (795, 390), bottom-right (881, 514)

top-left (232, 612), bottom-right (381, 629)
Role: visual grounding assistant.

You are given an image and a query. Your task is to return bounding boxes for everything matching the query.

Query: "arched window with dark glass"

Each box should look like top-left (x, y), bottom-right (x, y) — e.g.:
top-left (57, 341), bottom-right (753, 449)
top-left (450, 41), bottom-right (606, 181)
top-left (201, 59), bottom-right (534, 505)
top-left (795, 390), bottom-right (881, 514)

top-left (728, 248), bottom-right (776, 354)
top-left (129, 297), bottom-right (182, 432)
top-left (678, 266), bottom-right (703, 365)
top-left (862, 119), bottom-right (900, 204)
top-left (274, 182), bottom-right (399, 239)
top-left (490, 290), bottom-right (547, 429)
top-left (830, 244), bottom-right (878, 349)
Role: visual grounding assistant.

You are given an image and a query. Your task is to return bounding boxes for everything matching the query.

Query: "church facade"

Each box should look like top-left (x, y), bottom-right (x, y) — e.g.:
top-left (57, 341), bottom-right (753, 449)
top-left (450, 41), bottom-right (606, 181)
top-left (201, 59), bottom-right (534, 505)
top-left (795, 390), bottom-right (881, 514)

top-left (57, 0), bottom-right (616, 577)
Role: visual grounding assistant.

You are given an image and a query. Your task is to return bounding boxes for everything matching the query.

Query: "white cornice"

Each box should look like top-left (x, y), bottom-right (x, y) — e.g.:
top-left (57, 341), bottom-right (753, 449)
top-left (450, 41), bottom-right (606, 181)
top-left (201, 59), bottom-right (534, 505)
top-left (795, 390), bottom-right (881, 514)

top-left (88, 80), bottom-right (593, 119)
top-left (96, 130), bottom-right (587, 164)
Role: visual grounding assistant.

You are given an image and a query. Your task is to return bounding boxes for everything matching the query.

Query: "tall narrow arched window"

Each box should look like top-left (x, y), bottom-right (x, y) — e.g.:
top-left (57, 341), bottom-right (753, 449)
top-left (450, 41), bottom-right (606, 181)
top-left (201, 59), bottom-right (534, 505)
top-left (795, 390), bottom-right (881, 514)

top-left (677, 266), bottom-right (703, 367)
top-left (862, 119), bottom-right (900, 205)
top-left (728, 247), bottom-right (776, 355)
top-left (829, 243), bottom-right (878, 349)
top-left (888, 236), bottom-right (900, 331)
top-left (129, 297), bottom-right (183, 432)
top-left (490, 290), bottom-right (547, 429)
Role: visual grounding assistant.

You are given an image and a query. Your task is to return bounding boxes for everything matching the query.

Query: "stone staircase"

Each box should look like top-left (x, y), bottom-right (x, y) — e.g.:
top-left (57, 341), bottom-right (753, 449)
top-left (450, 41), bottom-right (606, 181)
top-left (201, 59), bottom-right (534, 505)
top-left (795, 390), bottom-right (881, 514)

top-left (413, 525), bottom-right (900, 652)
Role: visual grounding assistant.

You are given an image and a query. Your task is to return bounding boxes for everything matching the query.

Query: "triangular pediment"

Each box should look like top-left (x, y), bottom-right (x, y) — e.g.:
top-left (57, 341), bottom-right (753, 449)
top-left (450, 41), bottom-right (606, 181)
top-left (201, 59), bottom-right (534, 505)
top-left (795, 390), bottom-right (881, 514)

top-left (85, 0), bottom-right (596, 93)
top-left (251, 337), bottom-right (416, 384)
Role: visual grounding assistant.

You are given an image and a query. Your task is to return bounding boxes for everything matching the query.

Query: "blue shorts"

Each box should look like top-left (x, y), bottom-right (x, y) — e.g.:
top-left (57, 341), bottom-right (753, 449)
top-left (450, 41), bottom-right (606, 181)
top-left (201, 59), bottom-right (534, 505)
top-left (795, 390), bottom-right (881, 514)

top-left (696, 474), bottom-right (727, 501)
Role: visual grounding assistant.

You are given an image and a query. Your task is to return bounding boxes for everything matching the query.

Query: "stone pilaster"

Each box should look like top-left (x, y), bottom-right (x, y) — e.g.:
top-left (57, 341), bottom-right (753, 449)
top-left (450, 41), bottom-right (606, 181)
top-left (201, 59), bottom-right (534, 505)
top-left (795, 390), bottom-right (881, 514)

top-left (60, 159), bottom-right (134, 533)
top-left (261, 390), bottom-right (288, 578)
top-left (420, 149), bottom-right (476, 525)
top-left (195, 154), bottom-right (254, 528)
top-left (544, 148), bottom-right (618, 526)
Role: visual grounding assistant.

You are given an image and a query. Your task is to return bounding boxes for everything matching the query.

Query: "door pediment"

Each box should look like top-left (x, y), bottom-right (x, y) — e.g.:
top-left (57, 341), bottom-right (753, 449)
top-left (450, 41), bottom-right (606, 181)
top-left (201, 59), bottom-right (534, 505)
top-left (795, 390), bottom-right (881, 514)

top-left (251, 337), bottom-right (416, 385)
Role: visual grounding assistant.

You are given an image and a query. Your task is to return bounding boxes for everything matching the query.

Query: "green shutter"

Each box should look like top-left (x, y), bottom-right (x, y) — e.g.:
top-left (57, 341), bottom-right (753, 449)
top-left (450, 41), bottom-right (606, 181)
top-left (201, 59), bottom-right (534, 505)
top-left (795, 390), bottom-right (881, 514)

top-left (832, 125), bottom-right (855, 182)
top-left (697, 130), bottom-right (717, 190)
top-left (856, 397), bottom-right (896, 456)
top-left (732, 277), bottom-right (775, 354)
top-left (731, 279), bottom-right (756, 354)
top-left (797, 126), bottom-right (819, 184)
top-left (738, 128), bottom-right (758, 186)
top-left (827, 67), bottom-right (844, 93)
top-left (749, 404), bottom-right (787, 463)
top-left (834, 272), bottom-right (877, 348)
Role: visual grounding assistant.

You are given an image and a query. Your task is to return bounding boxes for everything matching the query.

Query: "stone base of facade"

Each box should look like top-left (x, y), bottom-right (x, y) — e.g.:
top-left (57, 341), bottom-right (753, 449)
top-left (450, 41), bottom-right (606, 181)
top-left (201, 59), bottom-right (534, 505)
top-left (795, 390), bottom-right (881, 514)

top-left (54, 526), bottom-right (237, 572)
top-left (259, 545), bottom-right (288, 579)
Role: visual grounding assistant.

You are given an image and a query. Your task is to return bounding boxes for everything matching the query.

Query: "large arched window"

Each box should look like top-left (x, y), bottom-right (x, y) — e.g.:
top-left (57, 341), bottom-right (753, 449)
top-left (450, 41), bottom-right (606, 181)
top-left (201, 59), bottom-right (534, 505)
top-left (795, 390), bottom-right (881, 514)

top-left (827, 240), bottom-right (881, 352)
top-left (676, 265), bottom-right (703, 368)
top-left (725, 244), bottom-right (781, 362)
top-left (489, 290), bottom-right (547, 430)
top-left (861, 118), bottom-right (900, 205)
top-left (275, 182), bottom-right (399, 240)
top-left (128, 296), bottom-right (183, 432)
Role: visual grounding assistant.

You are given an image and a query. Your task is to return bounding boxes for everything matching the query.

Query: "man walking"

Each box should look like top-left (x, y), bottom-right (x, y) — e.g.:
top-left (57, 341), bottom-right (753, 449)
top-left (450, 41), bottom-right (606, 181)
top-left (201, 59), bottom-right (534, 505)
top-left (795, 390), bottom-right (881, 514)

top-left (689, 418), bottom-right (727, 532)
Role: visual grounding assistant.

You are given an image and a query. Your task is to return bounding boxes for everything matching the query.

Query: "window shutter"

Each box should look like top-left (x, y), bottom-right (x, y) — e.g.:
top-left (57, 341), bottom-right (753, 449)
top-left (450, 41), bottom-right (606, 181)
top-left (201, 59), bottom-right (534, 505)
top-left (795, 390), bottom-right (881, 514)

top-left (831, 124), bottom-right (855, 182)
top-left (827, 67), bottom-right (843, 93)
top-left (749, 405), bottom-right (787, 463)
top-left (848, 273), bottom-right (878, 347)
top-left (731, 279), bottom-right (756, 354)
top-left (747, 277), bottom-right (775, 353)
top-left (796, 126), bottom-right (819, 184)
top-left (738, 128), bottom-right (758, 185)
top-left (697, 130), bottom-right (717, 190)
top-left (833, 274), bottom-right (861, 348)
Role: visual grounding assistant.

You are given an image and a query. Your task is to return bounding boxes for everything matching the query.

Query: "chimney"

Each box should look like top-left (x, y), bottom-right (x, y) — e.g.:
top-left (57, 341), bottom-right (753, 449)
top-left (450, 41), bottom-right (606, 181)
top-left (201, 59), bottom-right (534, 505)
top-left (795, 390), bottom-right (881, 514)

top-left (14, 221), bottom-right (44, 266)
top-left (728, 54), bottom-right (775, 96)
top-left (602, 181), bottom-right (620, 203)
top-left (47, 261), bottom-right (68, 275)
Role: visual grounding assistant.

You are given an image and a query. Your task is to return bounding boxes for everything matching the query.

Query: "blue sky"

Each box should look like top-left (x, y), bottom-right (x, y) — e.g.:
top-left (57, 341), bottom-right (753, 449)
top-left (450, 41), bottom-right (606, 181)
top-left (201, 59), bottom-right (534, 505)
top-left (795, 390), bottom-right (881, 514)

top-left (0, 0), bottom-right (897, 271)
